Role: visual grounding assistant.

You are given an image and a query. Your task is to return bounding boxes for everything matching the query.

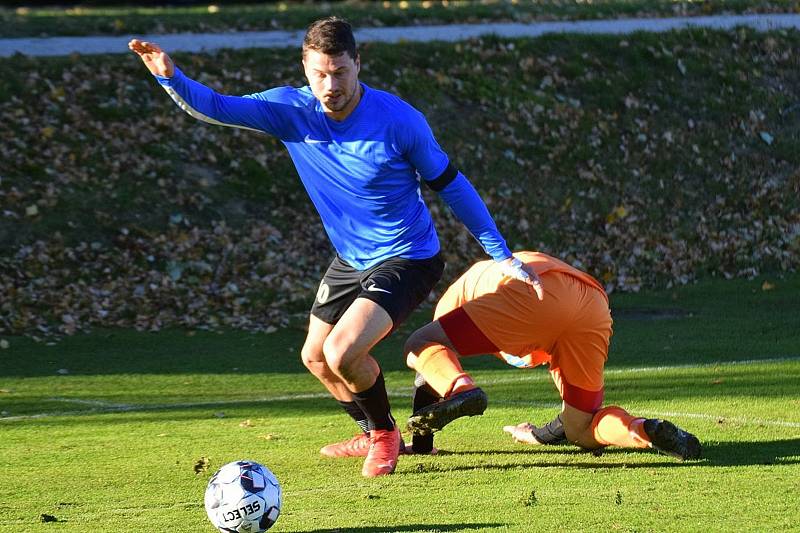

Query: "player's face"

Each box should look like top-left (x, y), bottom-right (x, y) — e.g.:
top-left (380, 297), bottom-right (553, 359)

top-left (303, 50), bottom-right (361, 119)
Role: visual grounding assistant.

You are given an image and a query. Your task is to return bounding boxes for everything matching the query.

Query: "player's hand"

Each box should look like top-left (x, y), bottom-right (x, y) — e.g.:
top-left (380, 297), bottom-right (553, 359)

top-left (128, 39), bottom-right (175, 78)
top-left (499, 256), bottom-right (544, 300)
top-left (503, 422), bottom-right (544, 445)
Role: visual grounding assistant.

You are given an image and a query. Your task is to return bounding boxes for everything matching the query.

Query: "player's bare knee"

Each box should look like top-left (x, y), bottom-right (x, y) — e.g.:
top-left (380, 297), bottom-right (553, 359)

top-left (302, 359), bottom-right (330, 379)
top-left (300, 342), bottom-right (325, 371)
top-left (326, 355), bottom-right (358, 383)
top-left (321, 335), bottom-right (359, 378)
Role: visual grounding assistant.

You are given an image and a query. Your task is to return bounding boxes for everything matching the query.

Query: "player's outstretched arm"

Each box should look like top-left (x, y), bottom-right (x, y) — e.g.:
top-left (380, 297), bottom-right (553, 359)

top-left (128, 39), bottom-right (278, 135)
top-left (128, 39), bottom-right (174, 78)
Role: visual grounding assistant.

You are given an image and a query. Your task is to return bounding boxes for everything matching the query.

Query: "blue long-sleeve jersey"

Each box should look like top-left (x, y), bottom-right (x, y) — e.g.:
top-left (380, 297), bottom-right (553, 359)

top-left (156, 68), bottom-right (512, 270)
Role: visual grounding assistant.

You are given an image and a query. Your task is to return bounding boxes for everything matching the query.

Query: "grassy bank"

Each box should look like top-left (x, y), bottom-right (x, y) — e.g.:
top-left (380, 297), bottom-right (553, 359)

top-left (1, 28), bottom-right (799, 337)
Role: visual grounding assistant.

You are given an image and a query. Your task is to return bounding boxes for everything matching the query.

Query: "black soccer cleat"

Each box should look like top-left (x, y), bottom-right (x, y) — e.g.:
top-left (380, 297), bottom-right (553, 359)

top-left (407, 387), bottom-right (488, 435)
top-left (643, 419), bottom-right (701, 460)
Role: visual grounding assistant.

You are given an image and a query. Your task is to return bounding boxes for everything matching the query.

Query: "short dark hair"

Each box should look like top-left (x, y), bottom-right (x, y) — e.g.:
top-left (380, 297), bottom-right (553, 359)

top-left (302, 17), bottom-right (358, 60)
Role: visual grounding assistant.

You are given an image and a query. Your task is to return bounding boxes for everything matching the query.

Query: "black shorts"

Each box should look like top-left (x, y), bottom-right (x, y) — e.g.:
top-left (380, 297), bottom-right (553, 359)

top-left (311, 254), bottom-right (445, 330)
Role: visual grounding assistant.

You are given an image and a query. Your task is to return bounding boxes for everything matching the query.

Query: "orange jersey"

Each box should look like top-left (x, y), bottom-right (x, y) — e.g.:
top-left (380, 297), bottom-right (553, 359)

top-left (435, 252), bottom-right (612, 412)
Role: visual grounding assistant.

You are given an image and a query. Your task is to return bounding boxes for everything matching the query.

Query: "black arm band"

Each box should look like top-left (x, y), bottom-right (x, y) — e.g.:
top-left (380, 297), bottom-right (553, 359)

top-left (424, 162), bottom-right (458, 192)
top-left (530, 414), bottom-right (568, 445)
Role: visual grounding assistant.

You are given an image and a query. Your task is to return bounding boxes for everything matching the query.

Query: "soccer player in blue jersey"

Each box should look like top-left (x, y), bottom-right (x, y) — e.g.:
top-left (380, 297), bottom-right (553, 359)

top-left (129, 17), bottom-right (543, 477)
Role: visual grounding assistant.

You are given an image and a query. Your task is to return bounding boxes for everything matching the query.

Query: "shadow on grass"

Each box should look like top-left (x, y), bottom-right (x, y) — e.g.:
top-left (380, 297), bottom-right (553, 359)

top-left (400, 460), bottom-right (698, 474)
top-left (434, 447), bottom-right (589, 456)
top-left (402, 438), bottom-right (800, 472)
top-left (294, 524), bottom-right (505, 533)
top-left (701, 438), bottom-right (800, 466)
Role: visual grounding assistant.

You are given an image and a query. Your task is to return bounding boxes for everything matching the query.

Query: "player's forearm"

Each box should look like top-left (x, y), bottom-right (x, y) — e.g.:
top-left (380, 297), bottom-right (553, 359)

top-left (437, 172), bottom-right (512, 261)
top-left (154, 67), bottom-right (265, 132)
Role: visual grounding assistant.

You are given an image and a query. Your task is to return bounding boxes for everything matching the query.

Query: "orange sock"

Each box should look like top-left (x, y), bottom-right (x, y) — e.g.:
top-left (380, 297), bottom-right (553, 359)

top-left (415, 344), bottom-right (474, 398)
top-left (590, 405), bottom-right (650, 449)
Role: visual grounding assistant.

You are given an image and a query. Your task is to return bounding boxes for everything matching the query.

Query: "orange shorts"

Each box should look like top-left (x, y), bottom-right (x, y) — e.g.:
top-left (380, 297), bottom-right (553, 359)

top-left (436, 269), bottom-right (612, 413)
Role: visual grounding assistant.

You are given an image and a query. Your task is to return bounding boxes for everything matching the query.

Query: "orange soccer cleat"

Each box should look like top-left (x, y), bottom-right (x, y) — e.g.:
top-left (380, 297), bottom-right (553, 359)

top-left (321, 432), bottom-right (407, 458)
top-left (361, 427), bottom-right (401, 477)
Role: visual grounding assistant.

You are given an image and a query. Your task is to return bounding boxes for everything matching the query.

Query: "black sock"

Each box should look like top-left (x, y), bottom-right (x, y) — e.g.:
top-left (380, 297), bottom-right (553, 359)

top-left (411, 373), bottom-right (439, 453)
top-left (338, 400), bottom-right (369, 434)
top-left (352, 371), bottom-right (395, 432)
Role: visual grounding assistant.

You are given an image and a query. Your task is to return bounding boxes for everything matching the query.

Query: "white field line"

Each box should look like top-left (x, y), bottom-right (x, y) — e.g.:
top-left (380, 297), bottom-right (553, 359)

top-left (604, 355), bottom-right (800, 375)
top-left (473, 355), bottom-right (800, 388)
top-left (0, 392), bottom-right (338, 422)
top-left (635, 410), bottom-right (800, 429)
top-left (46, 397), bottom-right (134, 408)
top-left (488, 401), bottom-right (800, 429)
top-left (2, 356), bottom-right (798, 425)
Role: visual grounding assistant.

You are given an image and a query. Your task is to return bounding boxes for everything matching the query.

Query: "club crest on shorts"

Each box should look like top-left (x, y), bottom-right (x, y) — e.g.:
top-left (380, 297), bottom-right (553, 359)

top-left (316, 282), bottom-right (330, 304)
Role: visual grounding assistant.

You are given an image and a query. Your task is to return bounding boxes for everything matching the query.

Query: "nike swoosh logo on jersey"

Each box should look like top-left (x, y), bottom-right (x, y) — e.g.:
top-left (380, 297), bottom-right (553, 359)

top-left (304, 134), bottom-right (327, 144)
top-left (366, 285), bottom-right (391, 294)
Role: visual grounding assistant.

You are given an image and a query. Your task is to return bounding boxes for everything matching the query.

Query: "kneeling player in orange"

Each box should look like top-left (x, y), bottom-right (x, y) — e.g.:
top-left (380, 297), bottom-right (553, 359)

top-left (404, 251), bottom-right (701, 459)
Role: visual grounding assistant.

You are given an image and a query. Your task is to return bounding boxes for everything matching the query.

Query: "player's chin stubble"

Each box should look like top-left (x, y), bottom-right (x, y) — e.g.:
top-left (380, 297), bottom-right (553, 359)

top-left (323, 82), bottom-right (358, 113)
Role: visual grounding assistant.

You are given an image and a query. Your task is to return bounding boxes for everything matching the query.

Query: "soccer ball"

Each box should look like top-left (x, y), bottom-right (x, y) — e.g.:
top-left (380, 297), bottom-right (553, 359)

top-left (204, 460), bottom-right (282, 532)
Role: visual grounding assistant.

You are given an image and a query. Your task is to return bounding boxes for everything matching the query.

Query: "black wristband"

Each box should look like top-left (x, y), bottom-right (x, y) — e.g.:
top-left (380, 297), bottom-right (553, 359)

top-left (530, 414), bottom-right (568, 445)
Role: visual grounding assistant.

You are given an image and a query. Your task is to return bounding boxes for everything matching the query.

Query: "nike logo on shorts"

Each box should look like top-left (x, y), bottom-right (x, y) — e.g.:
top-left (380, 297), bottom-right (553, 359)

top-left (366, 284), bottom-right (391, 294)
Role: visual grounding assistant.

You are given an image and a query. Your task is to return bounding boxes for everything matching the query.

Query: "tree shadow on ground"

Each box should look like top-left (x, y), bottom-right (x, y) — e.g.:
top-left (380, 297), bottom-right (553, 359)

top-left (293, 524), bottom-right (505, 533)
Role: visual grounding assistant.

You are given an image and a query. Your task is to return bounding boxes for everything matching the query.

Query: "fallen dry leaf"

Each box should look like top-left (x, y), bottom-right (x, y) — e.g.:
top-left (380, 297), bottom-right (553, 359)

top-left (193, 456), bottom-right (210, 475)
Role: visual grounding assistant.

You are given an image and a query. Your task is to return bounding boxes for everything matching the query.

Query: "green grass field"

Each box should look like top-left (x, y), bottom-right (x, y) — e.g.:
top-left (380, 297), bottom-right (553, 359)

top-left (2, 273), bottom-right (799, 532)
top-left (2, 7), bottom-right (799, 532)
